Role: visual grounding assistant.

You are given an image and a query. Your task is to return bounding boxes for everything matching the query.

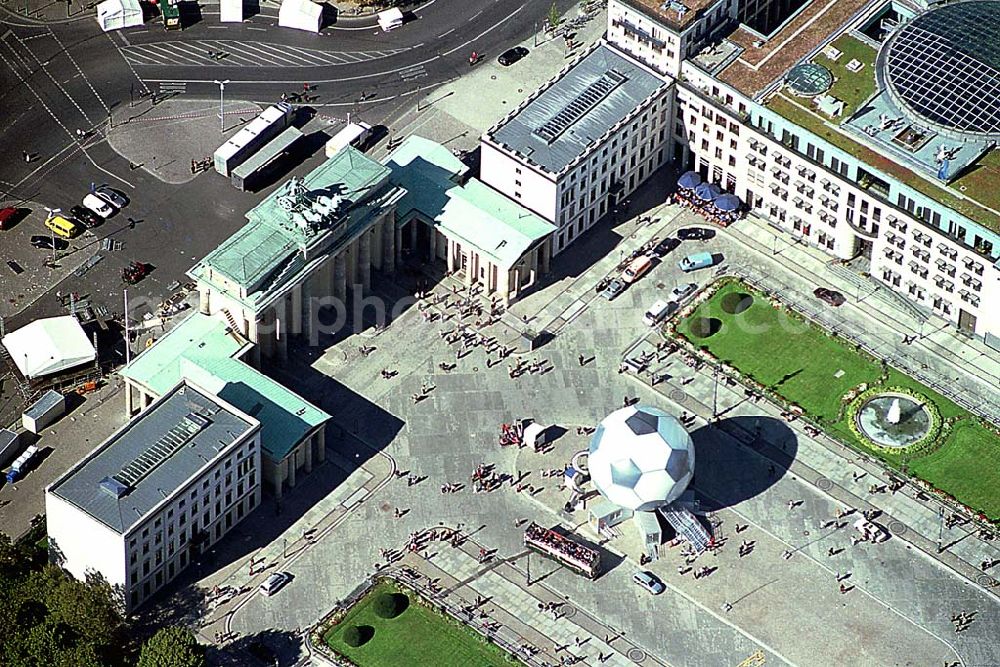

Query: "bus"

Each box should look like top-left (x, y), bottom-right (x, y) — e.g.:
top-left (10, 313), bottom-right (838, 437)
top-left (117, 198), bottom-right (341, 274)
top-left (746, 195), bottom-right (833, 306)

top-left (523, 522), bottom-right (600, 579)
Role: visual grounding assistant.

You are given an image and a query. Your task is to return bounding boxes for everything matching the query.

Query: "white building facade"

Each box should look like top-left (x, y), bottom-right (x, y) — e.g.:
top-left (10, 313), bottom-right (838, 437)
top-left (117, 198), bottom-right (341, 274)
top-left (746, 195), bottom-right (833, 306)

top-left (481, 43), bottom-right (674, 254)
top-left (46, 381), bottom-right (261, 612)
top-left (602, 0), bottom-right (1000, 340)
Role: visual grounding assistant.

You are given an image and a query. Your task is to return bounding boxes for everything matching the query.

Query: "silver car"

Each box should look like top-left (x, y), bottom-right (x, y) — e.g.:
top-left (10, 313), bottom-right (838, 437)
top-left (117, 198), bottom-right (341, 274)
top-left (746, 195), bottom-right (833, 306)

top-left (669, 282), bottom-right (697, 302)
top-left (633, 570), bottom-right (665, 595)
top-left (95, 185), bottom-right (129, 209)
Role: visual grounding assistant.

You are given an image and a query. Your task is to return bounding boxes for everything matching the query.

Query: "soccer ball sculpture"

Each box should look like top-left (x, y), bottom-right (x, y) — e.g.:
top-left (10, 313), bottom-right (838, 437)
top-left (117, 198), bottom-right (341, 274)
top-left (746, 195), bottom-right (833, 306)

top-left (588, 405), bottom-right (695, 512)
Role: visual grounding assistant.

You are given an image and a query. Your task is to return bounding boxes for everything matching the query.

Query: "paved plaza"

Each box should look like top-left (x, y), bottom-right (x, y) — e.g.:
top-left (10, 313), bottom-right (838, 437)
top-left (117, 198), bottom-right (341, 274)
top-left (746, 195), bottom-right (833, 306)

top-left (166, 199), bottom-right (1000, 667)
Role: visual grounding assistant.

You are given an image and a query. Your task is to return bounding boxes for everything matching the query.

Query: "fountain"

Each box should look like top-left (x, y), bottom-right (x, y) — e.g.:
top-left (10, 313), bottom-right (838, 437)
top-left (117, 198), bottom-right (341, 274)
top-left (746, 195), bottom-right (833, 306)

top-left (856, 393), bottom-right (931, 449)
top-left (886, 398), bottom-right (901, 425)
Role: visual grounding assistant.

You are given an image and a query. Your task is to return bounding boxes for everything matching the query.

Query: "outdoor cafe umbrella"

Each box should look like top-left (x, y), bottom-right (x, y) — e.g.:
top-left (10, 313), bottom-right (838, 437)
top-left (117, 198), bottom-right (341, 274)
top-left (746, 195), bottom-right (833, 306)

top-left (694, 182), bottom-right (722, 201)
top-left (678, 171), bottom-right (701, 190)
top-left (714, 193), bottom-right (741, 212)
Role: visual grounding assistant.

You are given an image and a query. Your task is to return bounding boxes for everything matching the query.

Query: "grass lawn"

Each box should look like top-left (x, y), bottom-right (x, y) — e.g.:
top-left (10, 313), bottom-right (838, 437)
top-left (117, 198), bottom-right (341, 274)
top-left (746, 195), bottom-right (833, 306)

top-left (816, 34), bottom-right (878, 118)
top-left (323, 581), bottom-right (518, 667)
top-left (910, 421), bottom-right (1000, 519)
top-left (677, 280), bottom-right (1000, 520)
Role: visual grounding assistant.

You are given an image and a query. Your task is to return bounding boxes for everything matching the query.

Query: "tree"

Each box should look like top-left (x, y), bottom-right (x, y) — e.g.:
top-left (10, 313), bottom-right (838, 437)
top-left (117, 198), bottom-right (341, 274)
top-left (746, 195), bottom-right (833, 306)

top-left (138, 627), bottom-right (206, 667)
top-left (547, 2), bottom-right (560, 29)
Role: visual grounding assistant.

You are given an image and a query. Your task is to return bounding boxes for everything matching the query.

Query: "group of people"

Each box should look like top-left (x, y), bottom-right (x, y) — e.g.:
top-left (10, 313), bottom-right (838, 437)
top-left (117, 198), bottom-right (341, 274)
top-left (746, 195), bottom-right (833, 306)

top-left (524, 523), bottom-right (599, 568)
top-left (670, 189), bottom-right (744, 227)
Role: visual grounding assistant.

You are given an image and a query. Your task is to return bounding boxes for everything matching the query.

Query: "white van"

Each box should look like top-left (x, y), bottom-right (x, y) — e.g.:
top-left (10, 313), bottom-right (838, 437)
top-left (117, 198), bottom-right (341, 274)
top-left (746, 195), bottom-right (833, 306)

top-left (325, 122), bottom-right (374, 158)
top-left (643, 299), bottom-right (674, 326)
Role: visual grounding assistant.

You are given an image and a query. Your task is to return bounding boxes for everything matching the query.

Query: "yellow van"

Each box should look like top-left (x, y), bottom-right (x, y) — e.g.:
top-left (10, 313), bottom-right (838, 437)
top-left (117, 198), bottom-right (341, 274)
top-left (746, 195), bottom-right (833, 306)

top-left (45, 215), bottom-right (79, 239)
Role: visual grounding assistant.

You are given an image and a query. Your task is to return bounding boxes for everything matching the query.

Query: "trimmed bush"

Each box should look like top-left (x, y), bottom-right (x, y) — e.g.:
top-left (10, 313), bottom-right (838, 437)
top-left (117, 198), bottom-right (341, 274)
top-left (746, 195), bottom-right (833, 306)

top-left (689, 317), bottom-right (722, 338)
top-left (372, 592), bottom-right (409, 619)
top-left (720, 291), bottom-right (753, 314)
top-left (343, 624), bottom-right (375, 647)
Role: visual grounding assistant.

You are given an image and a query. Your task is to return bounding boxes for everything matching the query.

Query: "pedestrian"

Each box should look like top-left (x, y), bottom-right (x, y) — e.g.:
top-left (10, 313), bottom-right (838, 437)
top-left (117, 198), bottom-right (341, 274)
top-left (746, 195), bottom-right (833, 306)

top-left (827, 547), bottom-right (836, 557)
top-left (303, 82), bottom-right (310, 92)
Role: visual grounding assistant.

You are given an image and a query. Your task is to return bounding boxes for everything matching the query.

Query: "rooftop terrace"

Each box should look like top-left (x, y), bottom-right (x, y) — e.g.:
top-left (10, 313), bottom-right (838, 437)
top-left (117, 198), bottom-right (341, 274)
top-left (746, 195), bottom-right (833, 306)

top-left (617, 0), bottom-right (720, 31)
top-left (717, 0), bottom-right (871, 97)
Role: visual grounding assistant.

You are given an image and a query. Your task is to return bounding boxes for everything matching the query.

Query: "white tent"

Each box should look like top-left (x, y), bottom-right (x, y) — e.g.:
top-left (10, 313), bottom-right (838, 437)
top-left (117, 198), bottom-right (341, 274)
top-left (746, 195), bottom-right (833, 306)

top-left (220, 0), bottom-right (244, 22)
top-left (278, 0), bottom-right (322, 33)
top-left (378, 7), bottom-right (404, 31)
top-left (96, 0), bottom-right (143, 32)
top-left (2, 316), bottom-right (96, 379)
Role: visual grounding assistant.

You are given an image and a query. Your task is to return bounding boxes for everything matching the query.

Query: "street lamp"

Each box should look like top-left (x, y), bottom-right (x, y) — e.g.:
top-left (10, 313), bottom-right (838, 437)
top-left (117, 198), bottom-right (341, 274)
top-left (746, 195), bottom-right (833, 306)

top-left (43, 207), bottom-right (61, 264)
top-left (213, 79), bottom-right (230, 134)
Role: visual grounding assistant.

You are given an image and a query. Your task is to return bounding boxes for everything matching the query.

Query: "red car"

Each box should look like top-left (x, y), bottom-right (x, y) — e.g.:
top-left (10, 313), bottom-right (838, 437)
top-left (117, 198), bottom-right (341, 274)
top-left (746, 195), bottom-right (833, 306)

top-left (0, 206), bottom-right (21, 230)
top-left (814, 287), bottom-right (845, 306)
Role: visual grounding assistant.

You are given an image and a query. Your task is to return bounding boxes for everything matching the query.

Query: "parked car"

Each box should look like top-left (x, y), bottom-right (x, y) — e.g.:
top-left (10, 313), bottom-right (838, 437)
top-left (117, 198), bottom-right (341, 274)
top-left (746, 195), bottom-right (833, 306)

top-left (95, 185), bottom-right (129, 208)
top-left (498, 46), bottom-right (529, 66)
top-left (258, 571), bottom-right (291, 596)
top-left (676, 227), bottom-right (715, 241)
top-left (669, 282), bottom-right (698, 302)
top-left (600, 277), bottom-right (626, 300)
top-left (30, 235), bottom-right (69, 251)
top-left (679, 251), bottom-right (716, 272)
top-left (813, 287), bottom-right (845, 306)
top-left (653, 237), bottom-right (680, 257)
top-left (45, 214), bottom-right (80, 239)
top-left (621, 255), bottom-right (652, 283)
top-left (69, 205), bottom-right (102, 228)
top-left (643, 299), bottom-right (675, 326)
top-left (83, 192), bottom-right (115, 218)
top-left (632, 570), bottom-right (665, 595)
top-left (0, 206), bottom-right (22, 230)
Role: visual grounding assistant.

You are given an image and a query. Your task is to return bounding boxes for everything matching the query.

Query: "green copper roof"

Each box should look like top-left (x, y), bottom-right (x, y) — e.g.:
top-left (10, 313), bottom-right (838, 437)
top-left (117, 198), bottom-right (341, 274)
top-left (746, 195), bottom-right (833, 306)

top-left (387, 137), bottom-right (555, 267)
top-left (120, 311), bottom-right (249, 395)
top-left (192, 148), bottom-right (391, 291)
top-left (121, 313), bottom-right (329, 462)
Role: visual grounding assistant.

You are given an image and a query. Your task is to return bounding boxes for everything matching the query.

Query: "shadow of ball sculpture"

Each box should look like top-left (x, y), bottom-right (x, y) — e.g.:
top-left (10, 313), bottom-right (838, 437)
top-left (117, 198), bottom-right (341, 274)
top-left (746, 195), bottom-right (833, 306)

top-left (689, 317), bottom-right (722, 338)
top-left (720, 292), bottom-right (753, 314)
top-left (343, 624), bottom-right (375, 647)
top-left (373, 592), bottom-right (410, 619)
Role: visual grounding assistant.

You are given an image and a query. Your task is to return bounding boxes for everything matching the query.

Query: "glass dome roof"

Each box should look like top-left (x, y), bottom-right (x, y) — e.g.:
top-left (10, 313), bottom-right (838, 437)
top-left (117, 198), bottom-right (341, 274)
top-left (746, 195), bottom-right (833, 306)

top-left (881, 1), bottom-right (1000, 140)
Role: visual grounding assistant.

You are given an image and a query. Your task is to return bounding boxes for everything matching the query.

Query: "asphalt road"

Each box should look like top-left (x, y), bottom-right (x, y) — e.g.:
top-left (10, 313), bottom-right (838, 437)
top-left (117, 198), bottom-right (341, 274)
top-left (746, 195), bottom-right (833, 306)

top-left (0, 0), bottom-right (578, 331)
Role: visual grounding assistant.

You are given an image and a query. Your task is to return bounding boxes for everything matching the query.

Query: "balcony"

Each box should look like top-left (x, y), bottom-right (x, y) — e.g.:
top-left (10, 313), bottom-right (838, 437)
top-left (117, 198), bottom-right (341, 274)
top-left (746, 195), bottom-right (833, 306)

top-left (846, 214), bottom-right (878, 240)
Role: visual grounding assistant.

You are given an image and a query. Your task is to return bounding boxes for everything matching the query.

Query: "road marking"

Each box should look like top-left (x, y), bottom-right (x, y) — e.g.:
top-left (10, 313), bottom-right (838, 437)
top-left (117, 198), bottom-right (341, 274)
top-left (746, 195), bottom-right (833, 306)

top-left (48, 28), bottom-right (111, 113)
top-left (437, 28), bottom-right (455, 38)
top-left (105, 31), bottom-right (149, 95)
top-left (121, 40), bottom-right (408, 68)
top-left (3, 33), bottom-right (93, 125)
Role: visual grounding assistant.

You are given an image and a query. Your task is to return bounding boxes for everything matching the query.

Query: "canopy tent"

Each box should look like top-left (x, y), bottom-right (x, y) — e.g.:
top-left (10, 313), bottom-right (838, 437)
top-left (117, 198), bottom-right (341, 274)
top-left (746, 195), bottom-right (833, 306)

top-left (677, 171), bottom-right (701, 189)
top-left (278, 0), bottom-right (321, 33)
top-left (694, 182), bottom-right (722, 201)
top-left (95, 0), bottom-right (143, 31)
top-left (714, 193), bottom-right (741, 211)
top-left (2, 316), bottom-right (96, 379)
top-left (378, 7), bottom-right (404, 31)
top-left (220, 0), bottom-right (244, 22)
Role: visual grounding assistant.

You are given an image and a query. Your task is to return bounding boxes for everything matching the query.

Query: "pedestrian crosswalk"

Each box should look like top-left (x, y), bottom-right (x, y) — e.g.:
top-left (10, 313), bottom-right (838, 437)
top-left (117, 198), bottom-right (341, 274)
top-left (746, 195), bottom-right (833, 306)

top-left (398, 64), bottom-right (426, 82)
top-left (158, 81), bottom-right (187, 95)
top-left (122, 40), bottom-right (407, 68)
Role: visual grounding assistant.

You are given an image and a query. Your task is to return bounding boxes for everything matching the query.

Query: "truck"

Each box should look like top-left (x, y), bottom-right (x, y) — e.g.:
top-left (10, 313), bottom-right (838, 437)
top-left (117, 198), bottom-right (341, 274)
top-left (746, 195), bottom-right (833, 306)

top-left (213, 103), bottom-right (293, 177)
top-left (7, 445), bottom-right (39, 484)
top-left (159, 0), bottom-right (181, 29)
top-left (325, 122), bottom-right (373, 158)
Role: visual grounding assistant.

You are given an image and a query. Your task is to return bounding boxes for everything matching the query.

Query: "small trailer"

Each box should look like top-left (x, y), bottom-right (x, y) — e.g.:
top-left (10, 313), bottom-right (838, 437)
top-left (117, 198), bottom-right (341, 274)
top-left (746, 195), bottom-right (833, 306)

top-left (0, 429), bottom-right (21, 469)
top-left (22, 390), bottom-right (66, 434)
